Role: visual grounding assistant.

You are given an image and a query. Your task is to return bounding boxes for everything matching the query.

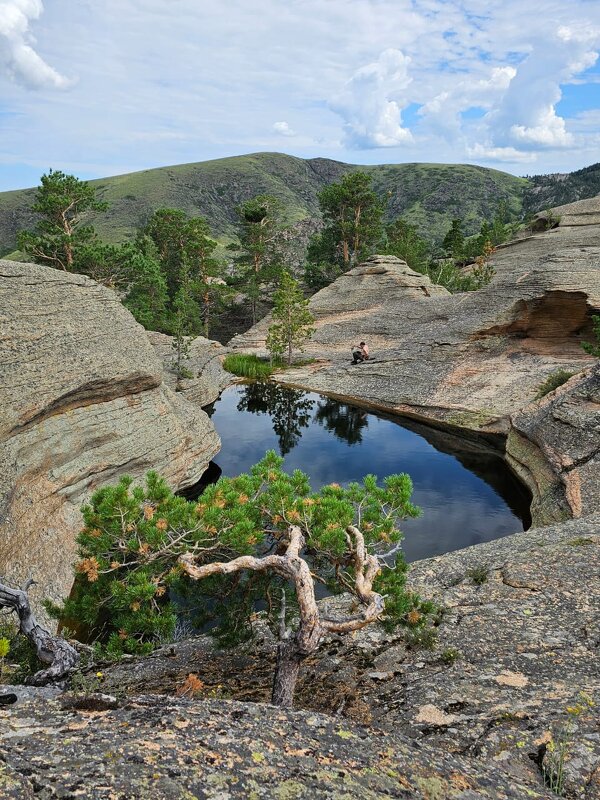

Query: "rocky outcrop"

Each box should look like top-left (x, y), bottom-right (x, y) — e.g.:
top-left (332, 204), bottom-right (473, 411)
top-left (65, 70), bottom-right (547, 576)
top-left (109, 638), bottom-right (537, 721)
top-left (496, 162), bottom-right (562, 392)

top-left (10, 514), bottom-right (600, 800)
top-left (508, 364), bottom-right (600, 524)
top-left (0, 692), bottom-right (553, 798)
top-left (231, 199), bottom-right (600, 523)
top-left (231, 204), bottom-right (599, 431)
top-left (147, 330), bottom-right (231, 407)
top-left (533, 196), bottom-right (600, 229)
top-left (0, 261), bottom-right (220, 616)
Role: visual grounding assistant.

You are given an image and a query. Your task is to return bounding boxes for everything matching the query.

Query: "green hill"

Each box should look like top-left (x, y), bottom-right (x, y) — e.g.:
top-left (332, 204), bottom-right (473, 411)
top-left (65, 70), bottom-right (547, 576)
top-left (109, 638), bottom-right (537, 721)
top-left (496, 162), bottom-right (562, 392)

top-left (0, 152), bottom-right (541, 258)
top-left (523, 162), bottom-right (600, 216)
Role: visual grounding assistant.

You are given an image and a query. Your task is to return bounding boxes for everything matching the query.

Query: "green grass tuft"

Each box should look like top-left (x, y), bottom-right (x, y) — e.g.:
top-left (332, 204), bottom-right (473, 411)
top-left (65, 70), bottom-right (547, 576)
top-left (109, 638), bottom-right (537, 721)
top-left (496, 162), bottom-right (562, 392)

top-left (466, 564), bottom-right (489, 585)
top-left (223, 353), bottom-right (274, 379)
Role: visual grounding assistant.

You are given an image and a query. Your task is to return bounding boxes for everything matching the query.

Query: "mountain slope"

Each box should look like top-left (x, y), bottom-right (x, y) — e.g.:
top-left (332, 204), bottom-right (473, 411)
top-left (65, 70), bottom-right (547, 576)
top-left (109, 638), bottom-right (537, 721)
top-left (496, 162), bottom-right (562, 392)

top-left (0, 153), bottom-right (530, 257)
top-left (523, 162), bottom-right (600, 215)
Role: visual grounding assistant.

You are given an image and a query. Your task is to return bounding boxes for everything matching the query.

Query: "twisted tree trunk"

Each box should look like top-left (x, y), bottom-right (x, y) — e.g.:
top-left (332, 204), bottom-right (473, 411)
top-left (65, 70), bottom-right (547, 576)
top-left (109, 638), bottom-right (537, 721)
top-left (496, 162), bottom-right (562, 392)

top-left (271, 638), bottom-right (304, 708)
top-left (180, 524), bottom-right (385, 708)
top-left (0, 579), bottom-right (79, 685)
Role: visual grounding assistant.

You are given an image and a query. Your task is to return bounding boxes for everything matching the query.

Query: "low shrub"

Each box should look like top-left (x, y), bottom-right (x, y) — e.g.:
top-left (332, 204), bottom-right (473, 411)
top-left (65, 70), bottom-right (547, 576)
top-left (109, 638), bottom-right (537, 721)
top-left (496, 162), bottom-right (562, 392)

top-left (0, 618), bottom-right (40, 683)
top-left (440, 647), bottom-right (461, 665)
top-left (421, 256), bottom-right (495, 293)
top-left (582, 314), bottom-right (600, 358)
top-left (535, 370), bottom-right (574, 399)
top-left (404, 625), bottom-right (438, 650)
top-left (466, 564), bottom-right (489, 585)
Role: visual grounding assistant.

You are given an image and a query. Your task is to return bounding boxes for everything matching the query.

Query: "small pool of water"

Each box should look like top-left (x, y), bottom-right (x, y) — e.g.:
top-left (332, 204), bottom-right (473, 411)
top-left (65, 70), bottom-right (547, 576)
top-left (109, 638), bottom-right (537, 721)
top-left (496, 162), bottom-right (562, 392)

top-left (203, 382), bottom-right (531, 562)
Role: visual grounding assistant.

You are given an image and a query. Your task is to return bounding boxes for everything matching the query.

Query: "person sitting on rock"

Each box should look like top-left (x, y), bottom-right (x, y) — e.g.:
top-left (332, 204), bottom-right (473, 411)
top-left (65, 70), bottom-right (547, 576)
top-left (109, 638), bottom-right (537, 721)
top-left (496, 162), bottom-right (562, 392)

top-left (351, 341), bottom-right (369, 364)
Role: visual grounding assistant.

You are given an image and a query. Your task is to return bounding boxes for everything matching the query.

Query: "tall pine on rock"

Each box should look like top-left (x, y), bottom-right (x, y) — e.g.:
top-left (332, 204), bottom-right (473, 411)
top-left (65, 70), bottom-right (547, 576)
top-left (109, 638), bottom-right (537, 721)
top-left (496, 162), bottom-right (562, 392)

top-left (311, 172), bottom-right (383, 271)
top-left (17, 169), bottom-right (108, 271)
top-left (266, 271), bottom-right (315, 366)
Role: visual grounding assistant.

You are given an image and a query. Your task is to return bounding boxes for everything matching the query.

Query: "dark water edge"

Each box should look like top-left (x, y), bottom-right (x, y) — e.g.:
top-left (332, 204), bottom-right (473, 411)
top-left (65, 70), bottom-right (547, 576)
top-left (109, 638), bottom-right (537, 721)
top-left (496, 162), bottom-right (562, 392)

top-left (188, 382), bottom-right (531, 563)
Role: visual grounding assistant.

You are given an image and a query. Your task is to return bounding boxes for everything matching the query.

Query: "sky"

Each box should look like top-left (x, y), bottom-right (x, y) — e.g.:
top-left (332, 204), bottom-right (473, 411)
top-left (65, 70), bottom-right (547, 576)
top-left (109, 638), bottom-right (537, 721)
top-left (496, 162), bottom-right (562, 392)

top-left (0, 0), bottom-right (599, 191)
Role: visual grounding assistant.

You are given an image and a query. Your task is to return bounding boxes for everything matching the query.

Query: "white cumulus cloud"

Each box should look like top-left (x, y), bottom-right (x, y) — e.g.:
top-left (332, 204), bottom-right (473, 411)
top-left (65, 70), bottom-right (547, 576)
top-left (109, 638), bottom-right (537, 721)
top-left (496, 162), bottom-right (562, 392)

top-left (0, 0), bottom-right (70, 88)
top-left (419, 66), bottom-right (516, 138)
top-left (330, 48), bottom-right (413, 148)
top-left (466, 143), bottom-right (537, 164)
top-left (273, 121), bottom-right (295, 137)
top-left (487, 28), bottom-right (599, 150)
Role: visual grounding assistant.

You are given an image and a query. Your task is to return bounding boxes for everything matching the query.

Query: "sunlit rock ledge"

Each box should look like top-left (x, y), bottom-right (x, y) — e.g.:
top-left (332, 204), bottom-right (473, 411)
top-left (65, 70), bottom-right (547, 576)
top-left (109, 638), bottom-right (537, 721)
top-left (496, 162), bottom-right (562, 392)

top-left (231, 198), bottom-right (600, 525)
top-left (0, 260), bottom-right (220, 621)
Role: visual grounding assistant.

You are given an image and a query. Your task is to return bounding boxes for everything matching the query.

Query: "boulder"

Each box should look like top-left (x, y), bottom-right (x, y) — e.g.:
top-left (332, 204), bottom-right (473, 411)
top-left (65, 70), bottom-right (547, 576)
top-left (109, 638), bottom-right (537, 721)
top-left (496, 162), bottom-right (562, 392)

top-left (0, 261), bottom-right (220, 617)
top-left (146, 330), bottom-right (231, 408)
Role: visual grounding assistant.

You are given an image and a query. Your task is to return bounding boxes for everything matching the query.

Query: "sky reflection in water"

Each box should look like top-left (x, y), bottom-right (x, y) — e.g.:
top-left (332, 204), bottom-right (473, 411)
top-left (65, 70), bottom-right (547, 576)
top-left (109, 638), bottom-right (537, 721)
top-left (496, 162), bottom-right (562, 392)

top-left (207, 383), bottom-right (531, 563)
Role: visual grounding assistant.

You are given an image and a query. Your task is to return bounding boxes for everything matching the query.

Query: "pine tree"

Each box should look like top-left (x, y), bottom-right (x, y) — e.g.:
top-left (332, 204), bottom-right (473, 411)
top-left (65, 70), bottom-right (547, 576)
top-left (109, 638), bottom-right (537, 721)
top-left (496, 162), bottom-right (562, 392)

top-left (142, 208), bottom-right (189, 298)
top-left (170, 264), bottom-right (198, 378)
top-left (50, 452), bottom-right (426, 706)
top-left (314, 172), bottom-right (383, 270)
top-left (142, 210), bottom-right (228, 337)
top-left (183, 217), bottom-right (230, 338)
top-left (123, 249), bottom-right (169, 331)
top-left (17, 169), bottom-right (108, 271)
top-left (384, 218), bottom-right (430, 272)
top-left (442, 218), bottom-right (465, 260)
top-left (229, 195), bottom-right (285, 324)
top-left (266, 271), bottom-right (315, 366)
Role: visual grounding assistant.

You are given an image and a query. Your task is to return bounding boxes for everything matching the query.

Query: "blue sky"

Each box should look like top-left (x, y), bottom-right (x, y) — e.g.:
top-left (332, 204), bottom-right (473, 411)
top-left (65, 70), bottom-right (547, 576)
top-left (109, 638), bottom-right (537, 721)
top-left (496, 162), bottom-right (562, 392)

top-left (0, 0), bottom-right (599, 191)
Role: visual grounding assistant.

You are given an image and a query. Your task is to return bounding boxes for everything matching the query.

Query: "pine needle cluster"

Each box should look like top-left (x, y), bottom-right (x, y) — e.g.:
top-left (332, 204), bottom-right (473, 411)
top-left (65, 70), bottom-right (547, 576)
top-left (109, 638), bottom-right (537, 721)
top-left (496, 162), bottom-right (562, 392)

top-left (48, 453), bottom-right (424, 658)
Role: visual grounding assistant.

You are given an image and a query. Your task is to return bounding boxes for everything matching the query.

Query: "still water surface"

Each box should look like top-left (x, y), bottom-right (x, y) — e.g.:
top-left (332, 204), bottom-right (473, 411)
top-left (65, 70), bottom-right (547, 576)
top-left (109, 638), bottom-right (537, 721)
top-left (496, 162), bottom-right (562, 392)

top-left (204, 382), bottom-right (531, 562)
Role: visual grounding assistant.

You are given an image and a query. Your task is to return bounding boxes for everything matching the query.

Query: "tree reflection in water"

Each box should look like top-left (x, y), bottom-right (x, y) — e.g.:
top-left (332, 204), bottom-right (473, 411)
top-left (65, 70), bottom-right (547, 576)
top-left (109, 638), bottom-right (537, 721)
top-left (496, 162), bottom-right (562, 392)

top-left (314, 397), bottom-right (369, 445)
top-left (236, 382), bottom-right (315, 456)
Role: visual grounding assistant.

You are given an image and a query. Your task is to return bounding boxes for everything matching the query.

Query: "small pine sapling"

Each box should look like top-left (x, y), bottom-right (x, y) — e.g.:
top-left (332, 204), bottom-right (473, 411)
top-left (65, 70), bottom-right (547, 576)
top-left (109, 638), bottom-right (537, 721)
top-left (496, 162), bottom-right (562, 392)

top-left (266, 271), bottom-right (315, 366)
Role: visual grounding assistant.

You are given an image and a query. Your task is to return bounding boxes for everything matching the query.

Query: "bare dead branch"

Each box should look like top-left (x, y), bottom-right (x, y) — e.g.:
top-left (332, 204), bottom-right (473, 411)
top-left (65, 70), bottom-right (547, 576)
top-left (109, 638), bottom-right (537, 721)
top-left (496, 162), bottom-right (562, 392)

top-left (0, 579), bottom-right (79, 685)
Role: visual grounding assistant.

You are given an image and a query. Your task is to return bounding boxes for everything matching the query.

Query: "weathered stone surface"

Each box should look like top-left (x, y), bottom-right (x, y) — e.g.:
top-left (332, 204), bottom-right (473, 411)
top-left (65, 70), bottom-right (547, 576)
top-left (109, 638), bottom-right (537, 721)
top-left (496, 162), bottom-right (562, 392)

top-left (231, 201), bottom-right (600, 524)
top-left (0, 691), bottom-right (553, 798)
top-left (231, 214), bottom-right (598, 430)
top-left (86, 516), bottom-right (599, 798)
top-left (147, 330), bottom-right (232, 407)
top-left (508, 364), bottom-right (600, 523)
top-left (0, 261), bottom-right (220, 616)
top-left (534, 196), bottom-right (600, 228)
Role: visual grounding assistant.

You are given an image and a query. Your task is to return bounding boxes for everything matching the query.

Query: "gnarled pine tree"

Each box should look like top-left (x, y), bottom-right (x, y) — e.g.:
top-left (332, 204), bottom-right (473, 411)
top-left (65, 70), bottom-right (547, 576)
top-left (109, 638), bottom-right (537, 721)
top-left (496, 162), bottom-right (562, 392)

top-left (52, 453), bottom-right (425, 707)
top-left (0, 578), bottom-right (78, 685)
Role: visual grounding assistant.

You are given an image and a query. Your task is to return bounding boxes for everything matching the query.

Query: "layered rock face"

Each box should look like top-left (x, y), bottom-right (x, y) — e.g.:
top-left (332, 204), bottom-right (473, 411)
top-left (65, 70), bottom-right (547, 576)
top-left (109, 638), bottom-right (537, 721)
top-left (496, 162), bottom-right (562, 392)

top-left (508, 364), bottom-right (600, 522)
top-left (0, 261), bottom-right (220, 614)
top-left (147, 330), bottom-right (231, 408)
top-left (231, 199), bottom-right (600, 523)
top-left (231, 203), bottom-right (598, 429)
